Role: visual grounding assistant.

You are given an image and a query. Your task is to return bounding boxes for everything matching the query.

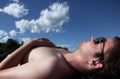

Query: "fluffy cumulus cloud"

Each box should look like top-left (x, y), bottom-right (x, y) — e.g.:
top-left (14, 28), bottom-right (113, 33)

top-left (0, 30), bottom-right (9, 42)
top-left (0, 29), bottom-right (18, 42)
top-left (0, 2), bottom-right (28, 18)
top-left (9, 30), bottom-right (17, 37)
top-left (15, 2), bottom-right (69, 33)
top-left (0, 30), bottom-right (7, 37)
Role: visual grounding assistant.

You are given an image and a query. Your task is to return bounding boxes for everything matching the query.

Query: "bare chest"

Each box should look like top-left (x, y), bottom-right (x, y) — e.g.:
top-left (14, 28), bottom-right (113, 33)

top-left (21, 47), bottom-right (67, 63)
top-left (20, 47), bottom-right (73, 79)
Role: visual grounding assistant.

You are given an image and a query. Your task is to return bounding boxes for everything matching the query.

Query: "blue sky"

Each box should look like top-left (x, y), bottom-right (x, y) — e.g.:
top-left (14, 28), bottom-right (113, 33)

top-left (0, 0), bottom-right (120, 51)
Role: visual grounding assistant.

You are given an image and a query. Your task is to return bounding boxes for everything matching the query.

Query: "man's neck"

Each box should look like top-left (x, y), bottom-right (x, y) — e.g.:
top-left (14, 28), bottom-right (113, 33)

top-left (61, 54), bottom-right (81, 79)
top-left (63, 52), bottom-right (87, 72)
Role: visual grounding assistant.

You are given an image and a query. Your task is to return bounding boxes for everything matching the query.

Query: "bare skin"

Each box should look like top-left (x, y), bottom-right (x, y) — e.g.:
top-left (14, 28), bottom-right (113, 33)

top-left (0, 37), bottom-right (115, 79)
top-left (0, 40), bottom-right (78, 79)
top-left (19, 47), bottom-right (75, 79)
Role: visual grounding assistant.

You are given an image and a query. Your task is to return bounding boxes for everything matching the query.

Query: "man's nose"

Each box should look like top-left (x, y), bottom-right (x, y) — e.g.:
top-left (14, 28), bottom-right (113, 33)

top-left (91, 37), bottom-right (96, 41)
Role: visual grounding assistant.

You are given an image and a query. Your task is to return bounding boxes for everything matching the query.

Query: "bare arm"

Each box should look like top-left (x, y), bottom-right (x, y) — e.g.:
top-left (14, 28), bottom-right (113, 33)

top-left (0, 38), bottom-right (56, 70)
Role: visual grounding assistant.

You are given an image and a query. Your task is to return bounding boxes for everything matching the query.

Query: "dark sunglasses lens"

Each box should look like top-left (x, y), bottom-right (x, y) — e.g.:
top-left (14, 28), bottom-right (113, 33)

top-left (94, 37), bottom-right (106, 44)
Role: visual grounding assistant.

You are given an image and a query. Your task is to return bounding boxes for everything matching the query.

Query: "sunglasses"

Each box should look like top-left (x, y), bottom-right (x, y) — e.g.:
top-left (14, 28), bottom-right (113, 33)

top-left (94, 37), bottom-right (106, 60)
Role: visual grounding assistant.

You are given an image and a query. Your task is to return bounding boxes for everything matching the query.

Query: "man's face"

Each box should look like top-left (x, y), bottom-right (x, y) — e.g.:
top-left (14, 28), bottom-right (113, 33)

top-left (77, 37), bottom-right (114, 60)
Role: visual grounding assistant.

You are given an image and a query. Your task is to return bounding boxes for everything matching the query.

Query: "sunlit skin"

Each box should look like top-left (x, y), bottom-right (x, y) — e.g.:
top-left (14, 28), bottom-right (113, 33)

top-left (66, 37), bottom-right (114, 71)
top-left (77, 37), bottom-right (114, 59)
top-left (0, 37), bottom-right (115, 79)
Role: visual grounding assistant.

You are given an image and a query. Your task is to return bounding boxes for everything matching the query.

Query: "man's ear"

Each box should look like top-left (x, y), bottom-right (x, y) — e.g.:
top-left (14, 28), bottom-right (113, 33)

top-left (88, 59), bottom-right (103, 69)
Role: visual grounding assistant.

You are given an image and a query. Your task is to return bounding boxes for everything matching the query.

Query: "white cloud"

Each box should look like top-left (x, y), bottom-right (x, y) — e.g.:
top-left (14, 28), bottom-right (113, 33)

top-left (0, 30), bottom-right (9, 42)
top-left (0, 3), bottom-right (28, 18)
top-left (0, 9), bottom-right (2, 12)
top-left (16, 19), bottom-right (31, 33)
top-left (0, 30), bottom-right (17, 42)
top-left (15, 2), bottom-right (69, 33)
top-left (0, 30), bottom-right (7, 37)
top-left (57, 44), bottom-right (71, 48)
top-left (1, 36), bottom-right (10, 42)
top-left (11, 0), bottom-right (19, 3)
top-left (20, 38), bottom-right (31, 43)
top-left (9, 30), bottom-right (17, 37)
